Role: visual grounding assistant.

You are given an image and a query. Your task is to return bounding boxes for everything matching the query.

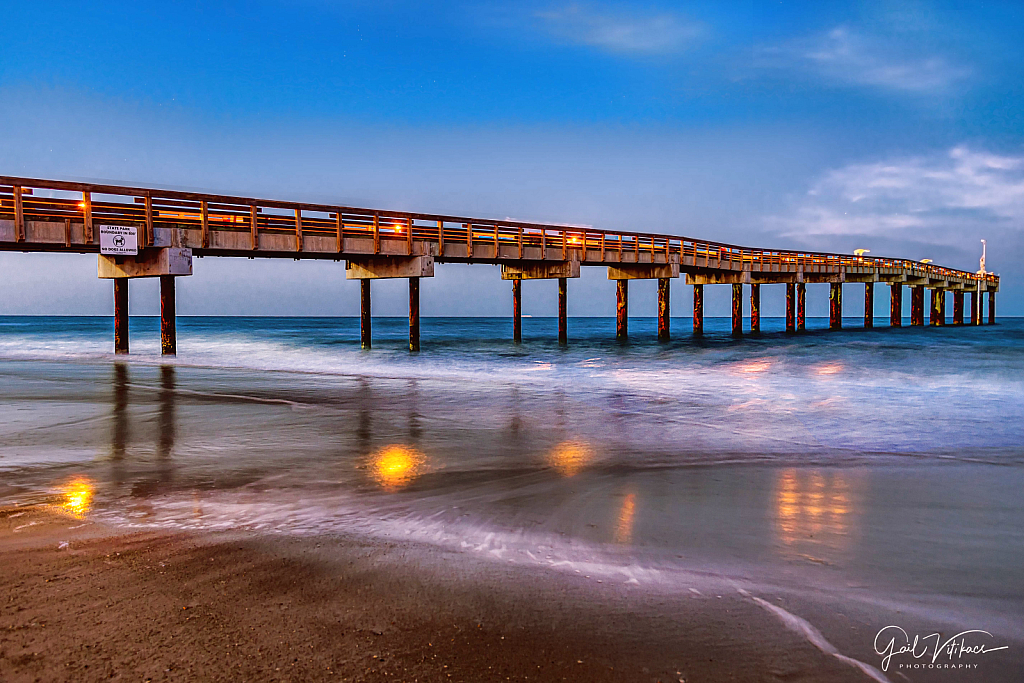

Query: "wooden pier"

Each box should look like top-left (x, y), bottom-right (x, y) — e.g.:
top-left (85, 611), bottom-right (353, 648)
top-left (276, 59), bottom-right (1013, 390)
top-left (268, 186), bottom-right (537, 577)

top-left (0, 175), bottom-right (1000, 354)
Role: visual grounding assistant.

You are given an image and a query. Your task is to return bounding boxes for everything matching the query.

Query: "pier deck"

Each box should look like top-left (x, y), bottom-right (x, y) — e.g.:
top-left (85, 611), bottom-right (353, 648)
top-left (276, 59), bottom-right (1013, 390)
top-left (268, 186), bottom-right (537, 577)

top-left (1, 176), bottom-right (999, 352)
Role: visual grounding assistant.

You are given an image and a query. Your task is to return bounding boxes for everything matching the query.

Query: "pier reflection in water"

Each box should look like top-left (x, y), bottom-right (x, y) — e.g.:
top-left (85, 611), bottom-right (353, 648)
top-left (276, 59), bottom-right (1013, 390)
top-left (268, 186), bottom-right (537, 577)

top-left (773, 468), bottom-right (864, 564)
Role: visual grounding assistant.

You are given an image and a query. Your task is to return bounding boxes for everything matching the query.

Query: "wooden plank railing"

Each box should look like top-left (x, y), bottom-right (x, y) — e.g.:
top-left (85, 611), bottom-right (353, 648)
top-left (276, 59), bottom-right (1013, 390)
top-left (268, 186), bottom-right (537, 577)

top-left (0, 175), bottom-right (998, 285)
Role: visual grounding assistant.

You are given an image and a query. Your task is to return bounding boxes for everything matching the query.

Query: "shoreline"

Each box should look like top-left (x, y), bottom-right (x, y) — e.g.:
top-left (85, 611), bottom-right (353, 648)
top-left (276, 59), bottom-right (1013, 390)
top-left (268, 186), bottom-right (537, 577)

top-left (2, 506), bottom-right (884, 683)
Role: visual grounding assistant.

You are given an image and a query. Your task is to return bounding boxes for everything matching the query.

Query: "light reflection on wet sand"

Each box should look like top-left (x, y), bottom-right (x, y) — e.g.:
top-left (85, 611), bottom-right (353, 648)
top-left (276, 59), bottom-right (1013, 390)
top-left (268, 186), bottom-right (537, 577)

top-left (774, 468), bottom-right (863, 564)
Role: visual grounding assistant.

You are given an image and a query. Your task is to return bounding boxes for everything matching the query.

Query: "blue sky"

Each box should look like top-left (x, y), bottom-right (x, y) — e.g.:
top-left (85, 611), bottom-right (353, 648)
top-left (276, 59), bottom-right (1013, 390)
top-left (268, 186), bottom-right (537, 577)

top-left (2, 1), bottom-right (1022, 317)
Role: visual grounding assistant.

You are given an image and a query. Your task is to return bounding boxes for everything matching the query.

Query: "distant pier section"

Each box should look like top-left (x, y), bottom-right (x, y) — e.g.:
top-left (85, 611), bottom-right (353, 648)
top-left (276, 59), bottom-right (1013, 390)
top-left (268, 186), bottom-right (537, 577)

top-left (0, 176), bottom-right (999, 354)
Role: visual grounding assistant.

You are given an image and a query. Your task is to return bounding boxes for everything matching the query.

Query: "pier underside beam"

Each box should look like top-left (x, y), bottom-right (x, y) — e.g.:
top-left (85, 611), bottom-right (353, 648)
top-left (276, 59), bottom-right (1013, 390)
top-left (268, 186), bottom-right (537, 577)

top-left (616, 281), bottom-right (628, 341)
top-left (501, 260), bottom-right (580, 280)
top-left (113, 279), bottom-right (128, 355)
top-left (692, 284), bottom-right (703, 336)
top-left (346, 255), bottom-right (434, 280)
top-left (785, 283), bottom-right (796, 333)
top-left (864, 282), bottom-right (874, 328)
top-left (658, 278), bottom-right (670, 341)
top-left (797, 283), bottom-right (806, 331)
top-left (829, 283), bottom-right (842, 330)
top-left (732, 284), bottom-right (742, 337)
top-left (891, 284), bottom-right (903, 327)
top-left (607, 259), bottom-right (679, 281)
top-left (160, 276), bottom-right (175, 356)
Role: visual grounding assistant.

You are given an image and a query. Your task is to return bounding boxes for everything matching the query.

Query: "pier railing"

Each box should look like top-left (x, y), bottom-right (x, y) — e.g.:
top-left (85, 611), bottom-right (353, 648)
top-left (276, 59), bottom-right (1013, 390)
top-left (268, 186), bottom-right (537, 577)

top-left (0, 175), bottom-right (997, 285)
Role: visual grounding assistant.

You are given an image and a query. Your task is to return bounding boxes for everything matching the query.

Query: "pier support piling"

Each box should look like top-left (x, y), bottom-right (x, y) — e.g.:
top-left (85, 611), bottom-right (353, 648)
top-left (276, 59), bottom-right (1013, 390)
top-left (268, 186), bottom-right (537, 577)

top-left (558, 277), bottom-right (568, 345)
top-left (796, 283), bottom-right (806, 331)
top-left (890, 284), bottom-right (903, 327)
top-left (360, 279), bottom-right (371, 349)
top-left (829, 283), bottom-right (842, 330)
top-left (988, 292), bottom-right (996, 324)
top-left (512, 278), bottom-right (522, 343)
top-left (785, 283), bottom-right (796, 333)
top-left (616, 280), bottom-right (628, 341)
top-left (970, 291), bottom-right (979, 326)
top-left (113, 279), bottom-right (129, 354)
top-left (160, 275), bottom-right (176, 356)
top-left (409, 277), bottom-right (420, 352)
top-left (864, 282), bottom-right (874, 328)
top-left (657, 278), bottom-right (670, 341)
top-left (953, 291), bottom-right (964, 326)
top-left (750, 284), bottom-right (760, 334)
top-left (929, 289), bottom-right (946, 326)
top-left (731, 284), bottom-right (743, 337)
top-left (692, 284), bottom-right (703, 336)
top-left (911, 286), bottom-right (925, 326)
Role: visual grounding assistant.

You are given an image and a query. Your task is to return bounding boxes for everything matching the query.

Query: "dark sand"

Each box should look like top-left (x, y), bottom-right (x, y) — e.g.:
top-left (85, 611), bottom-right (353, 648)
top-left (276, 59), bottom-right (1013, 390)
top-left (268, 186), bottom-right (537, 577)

top-left (1, 506), bottom-right (885, 682)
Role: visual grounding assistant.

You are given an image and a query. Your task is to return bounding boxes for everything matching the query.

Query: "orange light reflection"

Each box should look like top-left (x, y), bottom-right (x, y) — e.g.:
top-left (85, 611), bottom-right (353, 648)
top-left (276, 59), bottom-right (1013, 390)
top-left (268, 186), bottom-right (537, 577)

top-left (57, 477), bottom-right (94, 518)
top-left (369, 445), bottom-right (425, 491)
top-left (614, 493), bottom-right (636, 544)
top-left (547, 440), bottom-right (593, 477)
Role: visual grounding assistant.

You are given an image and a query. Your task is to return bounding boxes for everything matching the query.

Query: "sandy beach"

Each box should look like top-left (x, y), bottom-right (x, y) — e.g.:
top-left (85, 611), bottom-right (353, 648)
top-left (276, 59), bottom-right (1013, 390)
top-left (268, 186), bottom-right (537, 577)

top-left (1, 505), bottom-right (885, 683)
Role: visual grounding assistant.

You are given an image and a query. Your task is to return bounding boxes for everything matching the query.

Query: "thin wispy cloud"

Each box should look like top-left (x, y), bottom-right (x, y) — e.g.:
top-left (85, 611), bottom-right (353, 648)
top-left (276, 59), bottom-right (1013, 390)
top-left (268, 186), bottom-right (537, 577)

top-left (535, 3), bottom-right (704, 55)
top-left (768, 147), bottom-right (1024, 263)
top-left (757, 27), bottom-right (971, 94)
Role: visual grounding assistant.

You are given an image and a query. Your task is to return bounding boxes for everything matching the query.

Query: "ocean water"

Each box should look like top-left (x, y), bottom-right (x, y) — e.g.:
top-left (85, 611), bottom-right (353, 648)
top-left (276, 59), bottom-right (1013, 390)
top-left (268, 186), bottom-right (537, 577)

top-left (2, 315), bottom-right (1023, 650)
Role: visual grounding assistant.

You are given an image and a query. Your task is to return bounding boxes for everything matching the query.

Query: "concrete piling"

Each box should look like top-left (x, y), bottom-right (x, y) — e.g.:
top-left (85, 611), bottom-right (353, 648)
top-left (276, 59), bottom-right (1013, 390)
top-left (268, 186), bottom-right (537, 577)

top-left (512, 278), bottom-right (522, 343)
top-left (988, 291), bottom-right (996, 324)
top-left (911, 286), bottom-right (925, 326)
top-left (785, 283), bottom-right (796, 333)
top-left (558, 277), bottom-right (568, 345)
top-left (160, 275), bottom-right (175, 356)
top-left (692, 284), bottom-right (703, 336)
top-left (796, 283), bottom-right (806, 331)
top-left (829, 283), bottom-right (842, 330)
top-left (890, 284), bottom-right (902, 327)
top-left (360, 279), bottom-right (371, 349)
top-left (864, 282), bottom-right (874, 328)
top-left (409, 277), bottom-right (420, 352)
top-left (750, 283), bottom-right (760, 334)
top-left (616, 280), bottom-right (628, 341)
top-left (731, 284), bottom-right (742, 337)
top-left (657, 278), bottom-right (670, 341)
top-left (953, 291), bottom-right (964, 326)
top-left (113, 279), bottom-right (129, 355)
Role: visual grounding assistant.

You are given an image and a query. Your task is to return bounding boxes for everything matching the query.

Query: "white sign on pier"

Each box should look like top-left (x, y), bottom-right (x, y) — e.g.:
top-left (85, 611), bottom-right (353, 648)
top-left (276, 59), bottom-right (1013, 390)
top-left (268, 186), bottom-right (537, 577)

top-left (99, 225), bottom-right (139, 256)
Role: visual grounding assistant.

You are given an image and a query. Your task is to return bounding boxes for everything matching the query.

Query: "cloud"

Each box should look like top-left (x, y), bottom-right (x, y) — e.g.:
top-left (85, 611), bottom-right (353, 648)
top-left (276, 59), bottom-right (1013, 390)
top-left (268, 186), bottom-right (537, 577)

top-left (756, 27), bottom-right (970, 94)
top-left (535, 3), bottom-right (704, 55)
top-left (767, 146), bottom-right (1024, 268)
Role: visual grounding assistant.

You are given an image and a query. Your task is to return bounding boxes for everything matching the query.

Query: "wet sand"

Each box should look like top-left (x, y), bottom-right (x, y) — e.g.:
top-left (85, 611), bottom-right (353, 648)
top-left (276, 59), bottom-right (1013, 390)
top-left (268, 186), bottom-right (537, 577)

top-left (0, 507), bottom-right (876, 683)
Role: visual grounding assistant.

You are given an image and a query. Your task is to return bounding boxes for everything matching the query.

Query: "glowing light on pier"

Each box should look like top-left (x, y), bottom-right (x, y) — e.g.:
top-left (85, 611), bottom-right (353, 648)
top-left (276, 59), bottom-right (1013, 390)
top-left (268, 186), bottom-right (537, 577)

top-left (58, 477), bottom-right (95, 518)
top-left (370, 445), bottom-right (425, 491)
top-left (547, 440), bottom-right (593, 477)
